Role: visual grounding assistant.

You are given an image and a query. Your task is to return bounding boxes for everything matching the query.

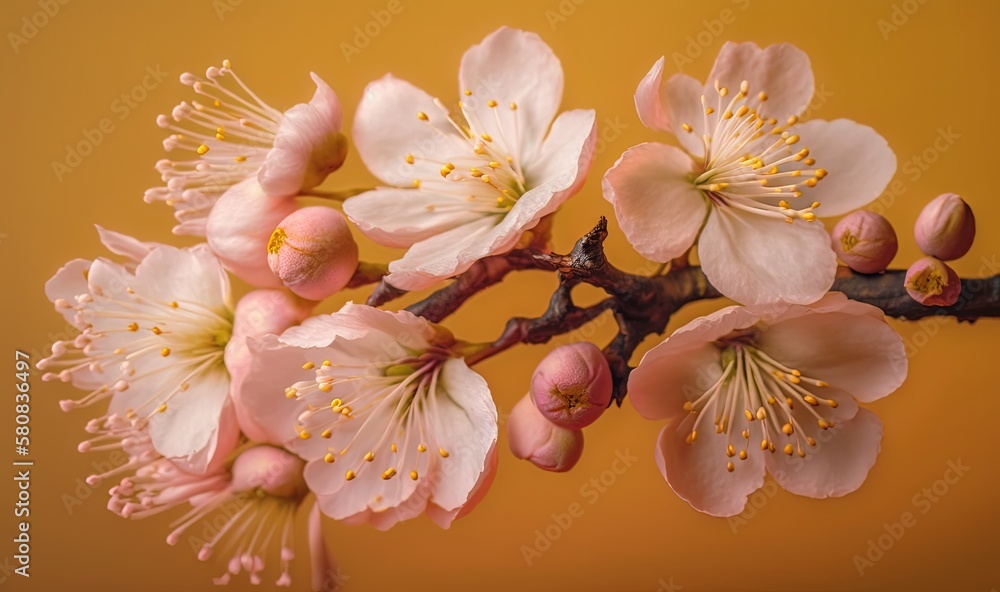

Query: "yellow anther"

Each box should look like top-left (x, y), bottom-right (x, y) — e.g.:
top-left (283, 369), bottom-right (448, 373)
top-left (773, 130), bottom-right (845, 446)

top-left (340, 406), bottom-right (352, 416)
top-left (509, 102), bottom-right (518, 110)
top-left (705, 106), bottom-right (715, 115)
top-left (685, 430), bottom-right (697, 444)
top-left (681, 123), bottom-right (693, 132)
top-left (151, 326), bottom-right (162, 335)
top-left (827, 399), bottom-right (839, 408)
top-left (196, 144), bottom-right (209, 155)
top-left (805, 178), bottom-right (818, 188)
top-left (782, 423), bottom-right (794, 435)
top-left (761, 439), bottom-right (769, 450)
top-left (391, 443), bottom-right (398, 453)
top-left (440, 166), bottom-right (452, 178)
top-left (779, 200), bottom-right (791, 209)
top-left (806, 437), bottom-right (817, 446)
top-left (726, 461), bottom-right (735, 472)
top-left (480, 133), bottom-right (493, 142)
top-left (736, 105), bottom-right (749, 117)
top-left (741, 429), bottom-right (750, 439)
top-left (302, 361), bottom-right (315, 370)
top-left (758, 91), bottom-right (768, 101)
top-left (815, 168), bottom-right (828, 179)
top-left (787, 115), bottom-right (799, 126)
top-left (739, 450), bottom-right (748, 460)
top-left (405, 154), bottom-right (415, 164)
top-left (811, 201), bottom-right (821, 209)
top-left (464, 89), bottom-right (472, 96)
top-left (410, 470), bottom-right (419, 480)
top-left (727, 444), bottom-right (736, 457)
top-left (783, 443), bottom-right (794, 456)
top-left (439, 447), bottom-right (449, 458)
top-left (487, 100), bottom-right (498, 108)
top-left (682, 401), bottom-right (694, 412)
top-left (481, 175), bottom-right (491, 184)
top-left (803, 395), bottom-right (819, 406)
top-left (321, 429), bottom-right (332, 439)
top-left (319, 382), bottom-right (333, 393)
top-left (801, 212), bottom-right (816, 222)
top-left (785, 135), bottom-right (800, 146)
top-left (330, 398), bottom-right (342, 409)
top-left (804, 158), bottom-right (816, 166)
top-left (719, 87), bottom-right (729, 97)
top-left (299, 430), bottom-right (312, 440)
top-left (744, 409), bottom-right (754, 421)
top-left (797, 447), bottom-right (807, 458)
top-left (417, 444), bottom-right (427, 452)
top-left (755, 407), bottom-right (767, 421)
top-left (160, 347), bottom-right (171, 357)
top-left (723, 110), bottom-right (734, 120)
top-left (324, 453), bottom-right (336, 464)
top-left (412, 179), bottom-right (421, 188)
top-left (156, 403), bottom-right (167, 413)
top-left (416, 112), bottom-right (428, 121)
top-left (381, 468), bottom-right (397, 480)
top-left (364, 452), bottom-right (374, 462)
top-left (818, 419), bottom-right (833, 430)
top-left (345, 470), bottom-right (356, 481)
top-left (234, 155), bottom-right (247, 162)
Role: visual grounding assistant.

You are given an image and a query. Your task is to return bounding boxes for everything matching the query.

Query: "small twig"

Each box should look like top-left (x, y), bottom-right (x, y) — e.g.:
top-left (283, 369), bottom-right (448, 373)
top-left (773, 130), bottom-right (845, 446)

top-left (346, 262), bottom-right (388, 289)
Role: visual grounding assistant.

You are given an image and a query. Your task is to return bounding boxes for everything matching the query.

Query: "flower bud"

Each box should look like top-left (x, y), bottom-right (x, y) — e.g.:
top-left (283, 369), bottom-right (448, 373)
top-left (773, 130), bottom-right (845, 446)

top-left (267, 206), bottom-right (359, 301)
top-left (530, 343), bottom-right (612, 429)
top-left (914, 193), bottom-right (976, 261)
top-left (904, 256), bottom-right (961, 306)
top-left (231, 445), bottom-right (307, 499)
top-left (830, 210), bottom-right (898, 274)
top-left (507, 394), bottom-right (583, 473)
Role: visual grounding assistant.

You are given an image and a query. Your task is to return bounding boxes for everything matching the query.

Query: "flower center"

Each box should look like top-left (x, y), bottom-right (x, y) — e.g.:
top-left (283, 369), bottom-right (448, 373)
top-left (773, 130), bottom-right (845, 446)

top-left (41, 288), bottom-right (232, 422)
top-left (287, 349), bottom-right (456, 484)
top-left (679, 80), bottom-right (829, 224)
top-left (403, 90), bottom-right (528, 215)
top-left (680, 343), bottom-right (839, 473)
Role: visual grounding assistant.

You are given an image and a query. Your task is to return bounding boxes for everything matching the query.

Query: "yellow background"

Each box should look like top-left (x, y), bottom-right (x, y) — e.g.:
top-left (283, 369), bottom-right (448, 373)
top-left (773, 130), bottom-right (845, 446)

top-left (2, 0), bottom-right (999, 590)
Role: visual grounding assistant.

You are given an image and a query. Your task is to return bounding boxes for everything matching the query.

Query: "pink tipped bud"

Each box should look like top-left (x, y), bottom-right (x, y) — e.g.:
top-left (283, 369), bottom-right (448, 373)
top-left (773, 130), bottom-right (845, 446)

top-left (904, 256), bottom-right (961, 306)
top-left (831, 210), bottom-right (898, 274)
top-left (914, 193), bottom-right (976, 261)
top-left (267, 206), bottom-right (358, 301)
top-left (231, 445), bottom-right (307, 499)
top-left (507, 394), bottom-right (584, 472)
top-left (530, 343), bottom-right (612, 429)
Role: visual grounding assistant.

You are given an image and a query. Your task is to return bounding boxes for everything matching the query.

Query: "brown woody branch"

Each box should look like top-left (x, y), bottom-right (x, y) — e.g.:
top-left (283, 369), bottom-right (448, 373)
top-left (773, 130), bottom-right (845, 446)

top-left (372, 218), bottom-right (1000, 404)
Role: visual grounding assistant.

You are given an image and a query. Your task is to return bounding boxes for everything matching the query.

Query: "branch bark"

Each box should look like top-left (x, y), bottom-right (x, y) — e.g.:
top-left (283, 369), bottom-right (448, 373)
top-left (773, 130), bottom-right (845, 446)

top-left (372, 218), bottom-right (1000, 404)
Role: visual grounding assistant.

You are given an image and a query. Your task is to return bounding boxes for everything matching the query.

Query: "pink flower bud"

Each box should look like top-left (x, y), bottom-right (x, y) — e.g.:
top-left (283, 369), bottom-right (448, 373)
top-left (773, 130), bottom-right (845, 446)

top-left (231, 445), bottom-right (307, 499)
top-left (267, 206), bottom-right (359, 301)
top-left (531, 343), bottom-right (612, 429)
top-left (830, 210), bottom-right (898, 274)
top-left (507, 394), bottom-right (583, 473)
top-left (914, 193), bottom-right (976, 261)
top-left (904, 256), bottom-right (961, 306)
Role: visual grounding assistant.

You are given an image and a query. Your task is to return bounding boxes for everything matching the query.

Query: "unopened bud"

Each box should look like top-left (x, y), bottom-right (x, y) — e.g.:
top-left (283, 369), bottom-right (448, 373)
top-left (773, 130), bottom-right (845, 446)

top-left (904, 256), bottom-right (961, 306)
top-left (507, 394), bottom-right (583, 473)
top-left (267, 206), bottom-right (359, 301)
top-left (914, 193), bottom-right (976, 261)
top-left (531, 343), bottom-right (612, 429)
top-left (831, 210), bottom-right (898, 274)
top-left (231, 445), bottom-right (307, 499)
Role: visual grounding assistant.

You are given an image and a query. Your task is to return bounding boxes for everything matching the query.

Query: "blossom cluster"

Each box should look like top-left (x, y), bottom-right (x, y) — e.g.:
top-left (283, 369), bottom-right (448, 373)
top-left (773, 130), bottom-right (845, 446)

top-left (42, 26), bottom-right (965, 588)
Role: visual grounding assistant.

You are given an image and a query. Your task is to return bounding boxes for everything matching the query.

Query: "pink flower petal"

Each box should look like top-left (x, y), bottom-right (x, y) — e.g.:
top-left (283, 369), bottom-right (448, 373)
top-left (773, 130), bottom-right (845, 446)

top-left (698, 206), bottom-right (836, 305)
top-left (94, 226), bottom-right (155, 263)
top-left (628, 342), bottom-right (722, 422)
top-left (426, 443), bottom-right (499, 529)
top-left (458, 27), bottom-right (563, 159)
top-left (384, 216), bottom-right (503, 291)
top-left (707, 42), bottom-right (814, 122)
top-left (661, 73), bottom-right (710, 158)
top-left (352, 74), bottom-right (469, 187)
top-left (602, 142), bottom-right (707, 262)
top-left (766, 408), bottom-right (883, 499)
top-left (655, 422), bottom-right (766, 517)
top-left (756, 307), bottom-right (907, 403)
top-left (634, 57), bottom-right (670, 132)
top-left (522, 108), bottom-right (597, 198)
top-left (343, 188), bottom-right (485, 248)
top-left (785, 119), bottom-right (897, 217)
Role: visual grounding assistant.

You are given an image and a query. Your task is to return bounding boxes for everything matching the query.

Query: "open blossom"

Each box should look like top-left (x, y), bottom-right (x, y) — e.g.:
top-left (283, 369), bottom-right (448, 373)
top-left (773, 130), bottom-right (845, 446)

top-left (39, 228), bottom-right (237, 472)
top-left (241, 303), bottom-right (498, 530)
top-left (344, 26), bottom-right (597, 290)
top-left (99, 416), bottom-right (330, 589)
top-left (628, 293), bottom-right (906, 517)
top-left (604, 42), bottom-right (897, 305)
top-left (146, 60), bottom-right (347, 235)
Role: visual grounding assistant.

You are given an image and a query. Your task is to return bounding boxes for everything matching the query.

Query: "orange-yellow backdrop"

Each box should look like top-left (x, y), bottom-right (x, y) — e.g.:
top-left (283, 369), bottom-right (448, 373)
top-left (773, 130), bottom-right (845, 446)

top-left (2, 0), bottom-right (998, 590)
